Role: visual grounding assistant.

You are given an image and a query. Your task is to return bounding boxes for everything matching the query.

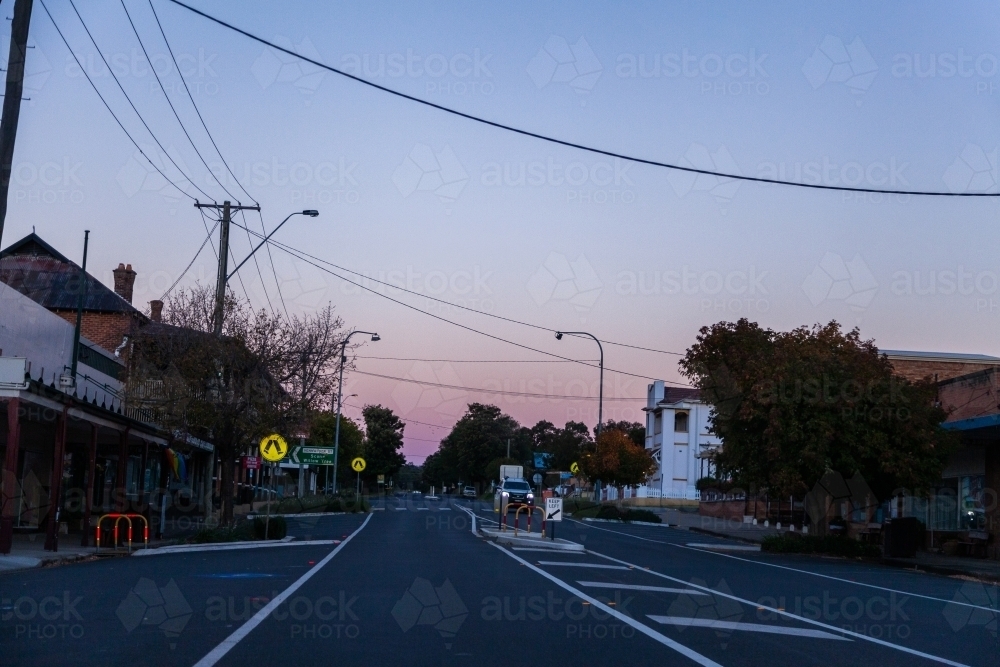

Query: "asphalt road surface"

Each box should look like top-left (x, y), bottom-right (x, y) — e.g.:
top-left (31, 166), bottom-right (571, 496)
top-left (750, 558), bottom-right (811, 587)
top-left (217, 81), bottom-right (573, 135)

top-left (2, 497), bottom-right (997, 666)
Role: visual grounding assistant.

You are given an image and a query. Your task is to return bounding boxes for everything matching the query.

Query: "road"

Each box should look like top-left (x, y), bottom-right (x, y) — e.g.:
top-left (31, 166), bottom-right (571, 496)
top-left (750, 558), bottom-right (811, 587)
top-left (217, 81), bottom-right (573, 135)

top-left (1, 496), bottom-right (997, 666)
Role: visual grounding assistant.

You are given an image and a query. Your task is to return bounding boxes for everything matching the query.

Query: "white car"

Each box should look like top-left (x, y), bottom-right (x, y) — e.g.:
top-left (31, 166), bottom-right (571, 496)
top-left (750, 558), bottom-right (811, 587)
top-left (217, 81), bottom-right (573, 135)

top-left (462, 486), bottom-right (477, 498)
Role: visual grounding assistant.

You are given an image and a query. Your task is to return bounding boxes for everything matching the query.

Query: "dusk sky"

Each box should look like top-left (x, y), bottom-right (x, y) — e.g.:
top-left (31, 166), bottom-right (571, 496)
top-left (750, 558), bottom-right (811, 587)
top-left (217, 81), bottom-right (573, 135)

top-left (4, 0), bottom-right (998, 462)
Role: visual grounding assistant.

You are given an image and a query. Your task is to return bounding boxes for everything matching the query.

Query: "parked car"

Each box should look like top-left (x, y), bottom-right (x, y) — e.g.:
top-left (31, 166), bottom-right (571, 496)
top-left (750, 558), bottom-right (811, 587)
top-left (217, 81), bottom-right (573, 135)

top-left (495, 478), bottom-right (534, 509)
top-left (462, 486), bottom-right (477, 498)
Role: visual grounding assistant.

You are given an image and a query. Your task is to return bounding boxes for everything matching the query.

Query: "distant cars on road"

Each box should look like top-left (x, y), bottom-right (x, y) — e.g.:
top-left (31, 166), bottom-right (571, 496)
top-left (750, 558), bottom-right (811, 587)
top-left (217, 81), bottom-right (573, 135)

top-left (462, 486), bottom-right (477, 498)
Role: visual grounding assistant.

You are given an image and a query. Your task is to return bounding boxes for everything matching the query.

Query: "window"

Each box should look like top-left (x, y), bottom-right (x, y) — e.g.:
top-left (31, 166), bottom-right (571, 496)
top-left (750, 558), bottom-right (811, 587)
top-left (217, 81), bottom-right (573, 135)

top-left (674, 412), bottom-right (689, 433)
top-left (653, 412), bottom-right (662, 435)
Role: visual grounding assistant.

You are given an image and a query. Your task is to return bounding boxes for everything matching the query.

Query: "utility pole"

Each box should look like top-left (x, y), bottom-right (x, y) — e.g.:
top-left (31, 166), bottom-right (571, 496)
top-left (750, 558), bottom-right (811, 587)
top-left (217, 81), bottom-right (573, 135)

top-left (0, 0), bottom-right (34, 249)
top-left (194, 200), bottom-right (259, 335)
top-left (68, 230), bottom-right (89, 384)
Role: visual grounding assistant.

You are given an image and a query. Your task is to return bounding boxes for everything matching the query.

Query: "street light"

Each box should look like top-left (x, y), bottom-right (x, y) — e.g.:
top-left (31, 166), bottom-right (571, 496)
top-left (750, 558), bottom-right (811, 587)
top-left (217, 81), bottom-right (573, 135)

top-left (331, 330), bottom-right (380, 494)
top-left (227, 209), bottom-right (319, 281)
top-left (555, 331), bottom-right (604, 437)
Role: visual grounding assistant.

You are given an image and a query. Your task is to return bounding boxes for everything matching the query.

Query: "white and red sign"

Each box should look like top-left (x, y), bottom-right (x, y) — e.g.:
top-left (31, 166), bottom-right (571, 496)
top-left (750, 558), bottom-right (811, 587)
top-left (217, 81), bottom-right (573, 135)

top-left (242, 456), bottom-right (262, 470)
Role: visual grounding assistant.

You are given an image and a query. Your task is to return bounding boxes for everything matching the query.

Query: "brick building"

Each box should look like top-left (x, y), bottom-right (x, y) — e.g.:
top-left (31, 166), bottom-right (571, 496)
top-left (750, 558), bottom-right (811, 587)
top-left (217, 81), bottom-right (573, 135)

top-left (881, 349), bottom-right (1000, 383)
top-left (0, 232), bottom-right (148, 354)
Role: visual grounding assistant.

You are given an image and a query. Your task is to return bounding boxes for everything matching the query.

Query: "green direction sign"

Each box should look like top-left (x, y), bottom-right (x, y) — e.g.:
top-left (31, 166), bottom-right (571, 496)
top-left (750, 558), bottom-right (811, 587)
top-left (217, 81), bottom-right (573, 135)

top-left (290, 446), bottom-right (336, 466)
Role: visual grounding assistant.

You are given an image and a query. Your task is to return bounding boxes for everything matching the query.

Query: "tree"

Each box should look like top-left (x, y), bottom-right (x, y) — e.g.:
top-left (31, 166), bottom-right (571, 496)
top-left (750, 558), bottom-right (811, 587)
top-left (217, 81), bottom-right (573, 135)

top-left (430, 404), bottom-right (530, 485)
top-left (579, 429), bottom-right (656, 499)
top-left (308, 411), bottom-right (363, 490)
top-left (596, 420), bottom-right (645, 447)
top-left (127, 284), bottom-right (349, 522)
top-left (361, 404), bottom-right (406, 486)
top-left (532, 420), bottom-right (592, 472)
top-left (679, 319), bottom-right (956, 505)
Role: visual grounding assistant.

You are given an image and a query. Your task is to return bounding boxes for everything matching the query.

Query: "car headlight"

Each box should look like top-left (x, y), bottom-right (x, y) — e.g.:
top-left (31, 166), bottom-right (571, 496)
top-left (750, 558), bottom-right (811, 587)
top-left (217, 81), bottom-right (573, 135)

top-left (527, 493), bottom-right (534, 500)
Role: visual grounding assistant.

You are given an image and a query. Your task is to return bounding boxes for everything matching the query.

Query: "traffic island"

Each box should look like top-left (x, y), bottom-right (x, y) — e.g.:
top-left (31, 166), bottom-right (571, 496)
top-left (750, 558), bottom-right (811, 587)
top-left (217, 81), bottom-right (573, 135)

top-left (479, 527), bottom-right (585, 552)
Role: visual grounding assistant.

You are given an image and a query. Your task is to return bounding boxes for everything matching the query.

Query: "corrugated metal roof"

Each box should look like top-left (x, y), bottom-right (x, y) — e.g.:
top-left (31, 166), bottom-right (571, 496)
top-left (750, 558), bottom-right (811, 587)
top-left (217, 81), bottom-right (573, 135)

top-left (0, 232), bottom-right (142, 315)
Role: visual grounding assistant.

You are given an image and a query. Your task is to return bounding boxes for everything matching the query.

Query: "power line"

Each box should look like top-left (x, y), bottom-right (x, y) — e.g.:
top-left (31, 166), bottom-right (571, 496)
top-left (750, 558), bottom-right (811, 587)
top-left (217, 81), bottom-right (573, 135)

top-left (39, 0), bottom-right (196, 202)
top-left (231, 221), bottom-right (691, 386)
top-left (169, 0), bottom-right (1000, 198)
top-left (237, 209), bottom-right (277, 317)
top-left (342, 401), bottom-right (453, 431)
top-left (160, 216), bottom-right (218, 299)
top-left (62, 0), bottom-right (214, 201)
top-left (354, 369), bottom-right (648, 402)
top-left (253, 209), bottom-right (291, 322)
top-left (147, 0), bottom-right (257, 205)
top-left (230, 220), bottom-right (684, 357)
top-left (118, 0), bottom-right (238, 202)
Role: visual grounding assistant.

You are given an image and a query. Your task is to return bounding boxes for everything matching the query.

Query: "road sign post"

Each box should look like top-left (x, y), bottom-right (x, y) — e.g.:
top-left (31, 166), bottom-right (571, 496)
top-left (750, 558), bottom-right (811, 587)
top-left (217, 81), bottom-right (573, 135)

top-left (545, 497), bottom-right (563, 541)
top-left (259, 435), bottom-right (288, 540)
top-left (351, 457), bottom-right (366, 502)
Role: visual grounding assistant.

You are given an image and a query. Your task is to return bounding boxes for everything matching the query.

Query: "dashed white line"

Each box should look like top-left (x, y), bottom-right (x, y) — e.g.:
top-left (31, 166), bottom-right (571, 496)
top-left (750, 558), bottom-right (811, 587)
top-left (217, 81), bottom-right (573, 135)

top-left (577, 581), bottom-right (708, 595)
top-left (489, 543), bottom-right (722, 667)
top-left (537, 561), bottom-right (629, 570)
top-left (587, 548), bottom-right (973, 667)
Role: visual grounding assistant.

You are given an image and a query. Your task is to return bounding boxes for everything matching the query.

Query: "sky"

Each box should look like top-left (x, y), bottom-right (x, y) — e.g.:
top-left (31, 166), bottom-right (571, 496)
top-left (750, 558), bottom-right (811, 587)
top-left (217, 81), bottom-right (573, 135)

top-left (3, 0), bottom-right (999, 462)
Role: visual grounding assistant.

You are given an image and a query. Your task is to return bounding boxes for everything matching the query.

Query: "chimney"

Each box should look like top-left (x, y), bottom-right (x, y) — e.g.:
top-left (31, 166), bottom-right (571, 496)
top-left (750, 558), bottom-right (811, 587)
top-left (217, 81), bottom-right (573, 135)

top-left (149, 299), bottom-right (163, 323)
top-left (113, 263), bottom-right (136, 303)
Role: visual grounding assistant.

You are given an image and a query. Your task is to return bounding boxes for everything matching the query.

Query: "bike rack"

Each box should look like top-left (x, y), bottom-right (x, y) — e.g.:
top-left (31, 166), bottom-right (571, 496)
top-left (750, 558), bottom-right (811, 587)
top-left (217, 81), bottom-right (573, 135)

top-left (513, 505), bottom-right (545, 537)
top-left (95, 513), bottom-right (149, 553)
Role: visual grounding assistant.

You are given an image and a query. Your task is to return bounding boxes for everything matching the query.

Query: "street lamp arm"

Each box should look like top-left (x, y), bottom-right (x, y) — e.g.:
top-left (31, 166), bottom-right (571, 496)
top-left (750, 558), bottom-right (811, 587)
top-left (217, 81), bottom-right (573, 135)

top-left (227, 210), bottom-right (318, 281)
top-left (555, 330), bottom-right (604, 436)
top-left (330, 328), bottom-right (380, 495)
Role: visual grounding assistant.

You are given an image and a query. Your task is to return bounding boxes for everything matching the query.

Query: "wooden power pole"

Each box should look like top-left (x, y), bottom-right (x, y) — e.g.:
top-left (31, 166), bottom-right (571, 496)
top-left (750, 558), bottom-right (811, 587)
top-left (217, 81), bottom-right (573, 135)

top-left (0, 0), bottom-right (33, 249)
top-left (194, 200), bottom-right (260, 335)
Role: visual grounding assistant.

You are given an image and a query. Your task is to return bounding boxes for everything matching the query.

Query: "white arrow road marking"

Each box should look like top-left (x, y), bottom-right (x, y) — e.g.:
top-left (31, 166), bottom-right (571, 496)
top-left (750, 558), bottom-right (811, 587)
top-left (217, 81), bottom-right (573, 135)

top-left (648, 616), bottom-right (850, 641)
top-left (192, 513), bottom-right (373, 667)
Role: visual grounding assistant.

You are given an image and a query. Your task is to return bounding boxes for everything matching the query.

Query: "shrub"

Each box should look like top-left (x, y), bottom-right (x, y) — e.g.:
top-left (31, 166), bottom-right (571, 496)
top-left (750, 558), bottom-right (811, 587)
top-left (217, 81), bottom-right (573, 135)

top-left (623, 508), bottom-right (662, 524)
top-left (253, 515), bottom-right (287, 540)
top-left (593, 505), bottom-right (662, 523)
top-left (761, 534), bottom-right (880, 558)
top-left (190, 520), bottom-right (255, 544)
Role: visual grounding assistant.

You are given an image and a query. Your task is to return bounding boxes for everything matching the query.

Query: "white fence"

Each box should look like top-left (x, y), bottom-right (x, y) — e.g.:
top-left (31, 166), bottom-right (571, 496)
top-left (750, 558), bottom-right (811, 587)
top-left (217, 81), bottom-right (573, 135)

top-left (599, 485), bottom-right (700, 502)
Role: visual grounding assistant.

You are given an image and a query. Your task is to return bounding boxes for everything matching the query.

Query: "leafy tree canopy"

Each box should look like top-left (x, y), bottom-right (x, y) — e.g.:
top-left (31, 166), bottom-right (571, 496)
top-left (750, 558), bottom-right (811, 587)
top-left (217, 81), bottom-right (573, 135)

top-left (361, 404), bottom-right (407, 482)
top-left (679, 318), bottom-right (956, 500)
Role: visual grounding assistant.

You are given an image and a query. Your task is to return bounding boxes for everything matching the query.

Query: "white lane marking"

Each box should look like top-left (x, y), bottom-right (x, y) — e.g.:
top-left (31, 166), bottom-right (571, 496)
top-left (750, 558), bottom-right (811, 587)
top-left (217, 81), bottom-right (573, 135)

top-left (488, 543), bottom-right (722, 667)
top-left (439, 508), bottom-right (452, 511)
top-left (587, 549), bottom-right (973, 667)
top-left (675, 545), bottom-right (1000, 615)
top-left (134, 540), bottom-right (335, 556)
top-left (458, 506), bottom-right (478, 535)
top-left (192, 513), bottom-right (373, 667)
top-left (686, 543), bottom-right (760, 552)
top-left (648, 616), bottom-right (850, 641)
top-left (513, 547), bottom-right (585, 553)
top-left (537, 561), bottom-right (628, 570)
top-left (395, 508), bottom-right (407, 511)
top-left (577, 581), bottom-right (709, 595)
top-left (568, 517), bottom-right (671, 543)
top-left (576, 518), bottom-right (999, 616)
top-left (416, 507), bottom-right (429, 511)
